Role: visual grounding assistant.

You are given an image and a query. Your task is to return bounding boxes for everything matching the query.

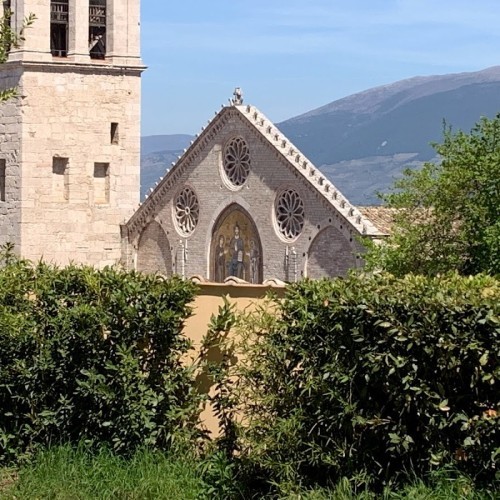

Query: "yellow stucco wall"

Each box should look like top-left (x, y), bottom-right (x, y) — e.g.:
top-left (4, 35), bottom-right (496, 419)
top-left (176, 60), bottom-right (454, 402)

top-left (183, 282), bottom-right (286, 436)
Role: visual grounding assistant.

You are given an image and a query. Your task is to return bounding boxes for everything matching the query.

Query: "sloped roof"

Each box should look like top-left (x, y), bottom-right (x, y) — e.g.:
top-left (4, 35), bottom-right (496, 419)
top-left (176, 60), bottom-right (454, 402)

top-left (127, 103), bottom-right (387, 238)
top-left (358, 206), bottom-right (396, 235)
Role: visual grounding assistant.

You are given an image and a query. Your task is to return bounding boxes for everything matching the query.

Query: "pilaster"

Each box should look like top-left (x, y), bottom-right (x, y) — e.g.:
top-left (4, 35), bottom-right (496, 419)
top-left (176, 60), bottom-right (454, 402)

top-left (9, 0), bottom-right (52, 62)
top-left (67, 0), bottom-right (90, 63)
top-left (106, 0), bottom-right (141, 66)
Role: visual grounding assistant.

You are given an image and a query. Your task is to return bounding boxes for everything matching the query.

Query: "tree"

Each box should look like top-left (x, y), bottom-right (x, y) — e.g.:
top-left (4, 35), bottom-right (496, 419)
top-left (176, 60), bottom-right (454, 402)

top-left (0, 8), bottom-right (35, 101)
top-left (364, 114), bottom-right (500, 276)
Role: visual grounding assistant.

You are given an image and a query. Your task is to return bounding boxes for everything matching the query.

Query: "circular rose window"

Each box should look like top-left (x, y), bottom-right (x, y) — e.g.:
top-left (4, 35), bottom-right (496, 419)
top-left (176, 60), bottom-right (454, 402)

top-left (174, 186), bottom-right (199, 236)
top-left (275, 189), bottom-right (305, 240)
top-left (222, 137), bottom-right (250, 188)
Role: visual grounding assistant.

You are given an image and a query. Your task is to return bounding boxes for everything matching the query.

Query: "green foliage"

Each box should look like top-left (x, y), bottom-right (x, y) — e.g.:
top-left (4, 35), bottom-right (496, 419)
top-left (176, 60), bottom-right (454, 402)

top-left (2, 446), bottom-right (493, 500)
top-left (0, 445), bottom-right (205, 499)
top-left (0, 247), bottom-right (200, 463)
top-left (364, 115), bottom-right (500, 276)
top-left (231, 274), bottom-right (499, 492)
top-left (0, 9), bottom-right (35, 101)
top-left (276, 470), bottom-right (494, 499)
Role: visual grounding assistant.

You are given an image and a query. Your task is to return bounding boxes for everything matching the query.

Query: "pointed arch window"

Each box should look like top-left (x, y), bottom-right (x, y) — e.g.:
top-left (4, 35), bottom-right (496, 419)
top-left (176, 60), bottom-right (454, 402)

top-left (210, 204), bottom-right (263, 284)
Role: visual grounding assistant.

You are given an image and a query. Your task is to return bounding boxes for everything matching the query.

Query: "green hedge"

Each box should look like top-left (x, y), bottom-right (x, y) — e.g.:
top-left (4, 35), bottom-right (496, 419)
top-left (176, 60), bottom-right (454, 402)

top-left (0, 252), bottom-right (199, 463)
top-left (235, 273), bottom-right (499, 490)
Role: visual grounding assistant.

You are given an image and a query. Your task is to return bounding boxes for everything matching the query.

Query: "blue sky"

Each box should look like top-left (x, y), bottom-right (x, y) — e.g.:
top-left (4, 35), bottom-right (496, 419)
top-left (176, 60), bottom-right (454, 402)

top-left (140, 0), bottom-right (500, 136)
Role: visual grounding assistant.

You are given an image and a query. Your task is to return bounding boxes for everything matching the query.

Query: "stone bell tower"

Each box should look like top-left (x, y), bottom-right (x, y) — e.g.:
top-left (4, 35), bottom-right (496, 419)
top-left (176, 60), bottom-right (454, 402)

top-left (0, 0), bottom-right (144, 266)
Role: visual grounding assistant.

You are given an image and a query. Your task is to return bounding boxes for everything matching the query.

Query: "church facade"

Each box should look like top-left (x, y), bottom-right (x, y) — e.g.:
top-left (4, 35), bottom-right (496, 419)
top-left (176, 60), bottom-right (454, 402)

top-left (123, 96), bottom-right (388, 283)
top-left (0, 1), bottom-right (388, 281)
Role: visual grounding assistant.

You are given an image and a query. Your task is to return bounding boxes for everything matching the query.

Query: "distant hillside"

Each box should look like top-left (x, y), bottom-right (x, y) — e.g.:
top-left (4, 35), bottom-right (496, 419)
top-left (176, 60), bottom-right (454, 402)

top-left (141, 134), bottom-right (194, 155)
top-left (141, 67), bottom-right (500, 204)
top-left (140, 135), bottom-right (194, 199)
top-left (277, 66), bottom-right (500, 203)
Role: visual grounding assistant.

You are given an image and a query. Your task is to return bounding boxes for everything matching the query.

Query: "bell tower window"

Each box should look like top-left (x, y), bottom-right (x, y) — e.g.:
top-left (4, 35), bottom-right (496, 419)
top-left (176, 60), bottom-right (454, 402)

top-left (89, 0), bottom-right (106, 59)
top-left (2, 0), bottom-right (12, 53)
top-left (2, 1), bottom-right (11, 22)
top-left (50, 0), bottom-right (69, 57)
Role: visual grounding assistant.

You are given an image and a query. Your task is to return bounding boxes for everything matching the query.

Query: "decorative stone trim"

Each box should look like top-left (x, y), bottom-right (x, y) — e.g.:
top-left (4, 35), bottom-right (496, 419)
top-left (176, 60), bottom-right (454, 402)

top-left (235, 104), bottom-right (383, 237)
top-left (173, 186), bottom-right (199, 236)
top-left (221, 136), bottom-right (251, 189)
top-left (274, 188), bottom-right (305, 241)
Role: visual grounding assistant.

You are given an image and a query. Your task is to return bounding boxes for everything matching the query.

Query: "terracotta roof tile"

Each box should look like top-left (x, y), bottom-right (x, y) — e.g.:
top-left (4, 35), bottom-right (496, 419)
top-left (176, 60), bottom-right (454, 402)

top-left (357, 206), bottom-right (397, 235)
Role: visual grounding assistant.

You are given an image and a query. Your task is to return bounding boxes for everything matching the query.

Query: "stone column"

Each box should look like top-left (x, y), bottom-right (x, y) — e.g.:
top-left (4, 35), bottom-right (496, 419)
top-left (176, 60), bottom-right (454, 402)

top-left (67, 0), bottom-right (90, 62)
top-left (9, 0), bottom-right (52, 62)
top-left (107, 0), bottom-right (141, 66)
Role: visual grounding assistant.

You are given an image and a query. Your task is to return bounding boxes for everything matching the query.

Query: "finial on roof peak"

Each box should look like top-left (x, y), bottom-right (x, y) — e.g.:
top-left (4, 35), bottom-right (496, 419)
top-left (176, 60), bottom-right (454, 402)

top-left (231, 87), bottom-right (243, 105)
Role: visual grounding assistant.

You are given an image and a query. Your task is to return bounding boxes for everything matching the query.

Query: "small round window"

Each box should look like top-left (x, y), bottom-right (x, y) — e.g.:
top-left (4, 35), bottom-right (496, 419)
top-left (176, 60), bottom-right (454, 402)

top-left (222, 137), bottom-right (250, 188)
top-left (275, 188), bottom-right (305, 240)
top-left (173, 186), bottom-right (200, 236)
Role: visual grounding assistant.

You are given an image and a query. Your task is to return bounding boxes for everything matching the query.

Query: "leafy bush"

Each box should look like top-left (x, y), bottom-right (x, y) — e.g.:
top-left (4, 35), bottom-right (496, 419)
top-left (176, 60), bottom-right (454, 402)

top-left (364, 114), bottom-right (500, 276)
top-left (232, 273), bottom-right (499, 491)
top-left (0, 247), bottom-right (200, 463)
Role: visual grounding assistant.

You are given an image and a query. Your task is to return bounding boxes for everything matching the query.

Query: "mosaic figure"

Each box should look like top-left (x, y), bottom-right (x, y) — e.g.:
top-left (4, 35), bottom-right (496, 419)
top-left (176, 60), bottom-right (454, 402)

top-left (214, 234), bottom-right (226, 282)
top-left (248, 239), bottom-right (260, 284)
top-left (228, 224), bottom-right (244, 278)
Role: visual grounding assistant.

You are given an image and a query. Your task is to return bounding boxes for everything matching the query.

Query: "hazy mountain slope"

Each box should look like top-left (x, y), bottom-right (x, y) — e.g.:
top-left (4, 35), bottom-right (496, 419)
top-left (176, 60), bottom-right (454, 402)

top-left (294, 66), bottom-right (500, 119)
top-left (140, 134), bottom-right (195, 199)
top-left (278, 79), bottom-right (500, 166)
top-left (141, 149), bottom-right (185, 199)
top-left (320, 153), bottom-right (423, 205)
top-left (141, 134), bottom-right (194, 155)
top-left (140, 67), bottom-right (500, 204)
top-left (275, 67), bottom-right (500, 203)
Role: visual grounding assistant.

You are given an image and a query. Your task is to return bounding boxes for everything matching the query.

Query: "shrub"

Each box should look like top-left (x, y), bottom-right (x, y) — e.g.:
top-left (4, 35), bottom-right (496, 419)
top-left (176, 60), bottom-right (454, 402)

top-left (233, 273), bottom-right (499, 491)
top-left (0, 248), bottom-right (200, 463)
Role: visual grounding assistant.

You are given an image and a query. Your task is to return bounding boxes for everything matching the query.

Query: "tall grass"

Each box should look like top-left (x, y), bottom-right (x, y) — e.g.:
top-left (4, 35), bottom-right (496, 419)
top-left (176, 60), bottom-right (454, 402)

top-left (0, 446), bottom-right (496, 499)
top-left (0, 445), bottom-right (204, 499)
top-left (279, 472), bottom-right (497, 500)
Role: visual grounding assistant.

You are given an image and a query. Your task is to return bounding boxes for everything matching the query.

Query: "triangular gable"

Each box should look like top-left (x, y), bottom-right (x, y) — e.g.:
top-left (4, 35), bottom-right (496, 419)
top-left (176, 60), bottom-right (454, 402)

top-left (126, 103), bottom-right (386, 239)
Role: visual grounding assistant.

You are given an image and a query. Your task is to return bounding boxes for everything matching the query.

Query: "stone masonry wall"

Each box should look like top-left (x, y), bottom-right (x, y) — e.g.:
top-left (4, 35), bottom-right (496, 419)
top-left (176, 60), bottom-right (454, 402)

top-left (0, 67), bottom-right (23, 250)
top-left (18, 65), bottom-right (141, 266)
top-left (136, 220), bottom-right (172, 275)
top-left (307, 225), bottom-right (357, 279)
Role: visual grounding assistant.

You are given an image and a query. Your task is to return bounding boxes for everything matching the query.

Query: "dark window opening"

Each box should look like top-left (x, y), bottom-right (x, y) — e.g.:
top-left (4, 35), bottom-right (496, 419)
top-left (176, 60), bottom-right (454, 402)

top-left (110, 122), bottom-right (119, 144)
top-left (2, 0), bottom-right (11, 22)
top-left (52, 157), bottom-right (69, 201)
top-left (94, 162), bottom-right (110, 204)
top-left (89, 0), bottom-right (106, 59)
top-left (2, 0), bottom-right (12, 53)
top-left (0, 160), bottom-right (5, 202)
top-left (50, 0), bottom-right (69, 57)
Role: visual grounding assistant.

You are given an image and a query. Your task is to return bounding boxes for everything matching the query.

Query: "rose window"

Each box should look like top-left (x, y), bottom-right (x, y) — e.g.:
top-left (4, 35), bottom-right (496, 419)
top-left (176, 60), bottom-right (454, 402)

top-left (174, 186), bottom-right (199, 235)
top-left (223, 137), bottom-right (250, 187)
top-left (275, 189), bottom-right (305, 240)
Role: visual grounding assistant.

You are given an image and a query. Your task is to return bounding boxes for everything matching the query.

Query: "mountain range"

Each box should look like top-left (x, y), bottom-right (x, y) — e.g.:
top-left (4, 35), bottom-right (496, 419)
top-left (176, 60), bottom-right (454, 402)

top-left (141, 66), bottom-right (500, 204)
